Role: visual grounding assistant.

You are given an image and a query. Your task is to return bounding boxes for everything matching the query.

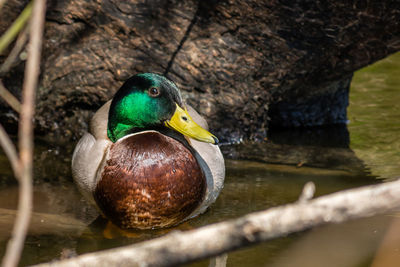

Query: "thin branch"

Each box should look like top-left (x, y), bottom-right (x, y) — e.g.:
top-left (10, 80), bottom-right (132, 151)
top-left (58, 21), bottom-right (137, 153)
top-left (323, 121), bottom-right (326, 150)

top-left (0, 26), bottom-right (30, 76)
top-left (0, 80), bottom-right (21, 113)
top-left (34, 178), bottom-right (400, 267)
top-left (298, 181), bottom-right (316, 202)
top-left (0, 124), bottom-right (20, 178)
top-left (1, 0), bottom-right (47, 266)
top-left (0, 1), bottom-right (33, 55)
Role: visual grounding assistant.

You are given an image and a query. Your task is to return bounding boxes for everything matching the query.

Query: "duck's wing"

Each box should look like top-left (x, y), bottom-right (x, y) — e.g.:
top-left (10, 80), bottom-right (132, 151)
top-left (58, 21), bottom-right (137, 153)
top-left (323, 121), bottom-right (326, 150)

top-left (72, 133), bottom-right (111, 205)
top-left (186, 105), bottom-right (225, 217)
top-left (72, 101), bottom-right (112, 205)
top-left (90, 100), bottom-right (111, 140)
top-left (186, 105), bottom-right (209, 130)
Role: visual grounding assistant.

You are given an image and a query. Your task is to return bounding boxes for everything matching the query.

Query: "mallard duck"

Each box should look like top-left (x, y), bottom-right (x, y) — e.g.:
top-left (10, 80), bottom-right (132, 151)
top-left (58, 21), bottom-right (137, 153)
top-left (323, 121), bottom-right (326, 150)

top-left (72, 73), bottom-right (225, 229)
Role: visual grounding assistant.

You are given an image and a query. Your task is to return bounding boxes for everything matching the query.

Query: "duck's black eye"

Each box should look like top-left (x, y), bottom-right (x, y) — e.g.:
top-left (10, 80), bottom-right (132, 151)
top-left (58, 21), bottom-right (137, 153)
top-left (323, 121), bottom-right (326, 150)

top-left (148, 87), bottom-right (160, 97)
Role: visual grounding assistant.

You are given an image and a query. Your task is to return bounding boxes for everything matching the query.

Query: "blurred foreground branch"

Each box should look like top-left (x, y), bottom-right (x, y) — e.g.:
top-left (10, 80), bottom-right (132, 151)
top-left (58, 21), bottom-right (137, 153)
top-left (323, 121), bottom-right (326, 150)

top-left (0, 125), bottom-right (20, 178)
top-left (0, 0), bottom-right (46, 267)
top-left (0, 80), bottom-right (21, 113)
top-left (36, 178), bottom-right (400, 267)
top-left (0, 1), bottom-right (32, 55)
top-left (0, 26), bottom-right (29, 77)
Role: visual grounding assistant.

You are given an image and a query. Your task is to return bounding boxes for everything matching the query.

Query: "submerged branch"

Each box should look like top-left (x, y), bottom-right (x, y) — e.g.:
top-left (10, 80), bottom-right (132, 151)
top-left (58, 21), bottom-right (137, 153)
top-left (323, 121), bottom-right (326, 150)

top-left (1, 0), bottom-right (46, 266)
top-left (35, 178), bottom-right (400, 267)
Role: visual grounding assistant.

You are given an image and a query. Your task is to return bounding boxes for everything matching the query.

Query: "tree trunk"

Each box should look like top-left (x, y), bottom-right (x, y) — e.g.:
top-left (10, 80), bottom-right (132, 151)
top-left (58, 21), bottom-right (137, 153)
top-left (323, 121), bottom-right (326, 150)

top-left (1, 0), bottom-right (399, 142)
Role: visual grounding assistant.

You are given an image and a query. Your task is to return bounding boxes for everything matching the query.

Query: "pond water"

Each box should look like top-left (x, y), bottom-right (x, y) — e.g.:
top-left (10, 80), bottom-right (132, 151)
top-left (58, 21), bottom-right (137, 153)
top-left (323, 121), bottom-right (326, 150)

top-left (0, 52), bottom-right (399, 266)
top-left (348, 52), bottom-right (400, 181)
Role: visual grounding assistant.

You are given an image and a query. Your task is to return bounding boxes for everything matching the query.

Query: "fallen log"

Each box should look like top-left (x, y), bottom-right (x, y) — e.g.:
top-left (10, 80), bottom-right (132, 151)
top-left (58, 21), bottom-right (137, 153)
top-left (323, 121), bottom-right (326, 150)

top-left (1, 1), bottom-right (399, 142)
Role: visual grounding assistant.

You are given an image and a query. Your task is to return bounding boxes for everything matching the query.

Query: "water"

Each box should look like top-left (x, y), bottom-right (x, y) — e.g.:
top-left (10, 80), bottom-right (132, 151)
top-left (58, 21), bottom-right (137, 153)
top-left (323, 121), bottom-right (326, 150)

top-left (348, 52), bottom-right (400, 180)
top-left (0, 52), bottom-right (399, 266)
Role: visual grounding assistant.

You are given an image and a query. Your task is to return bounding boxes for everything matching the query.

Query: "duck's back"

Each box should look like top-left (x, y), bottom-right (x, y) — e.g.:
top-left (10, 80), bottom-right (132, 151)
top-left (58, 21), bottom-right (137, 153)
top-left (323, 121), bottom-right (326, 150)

top-left (94, 131), bottom-right (206, 229)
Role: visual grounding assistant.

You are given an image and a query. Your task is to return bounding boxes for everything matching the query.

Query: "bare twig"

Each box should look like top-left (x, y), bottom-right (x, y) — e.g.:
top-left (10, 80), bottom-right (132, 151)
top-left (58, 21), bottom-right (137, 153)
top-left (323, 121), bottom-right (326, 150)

top-left (0, 1), bottom-right (33, 55)
top-left (34, 178), bottom-right (400, 267)
top-left (298, 181), bottom-right (316, 202)
top-left (1, 0), bottom-right (47, 266)
top-left (0, 80), bottom-right (21, 113)
top-left (0, 26), bottom-right (30, 76)
top-left (0, 125), bottom-right (20, 178)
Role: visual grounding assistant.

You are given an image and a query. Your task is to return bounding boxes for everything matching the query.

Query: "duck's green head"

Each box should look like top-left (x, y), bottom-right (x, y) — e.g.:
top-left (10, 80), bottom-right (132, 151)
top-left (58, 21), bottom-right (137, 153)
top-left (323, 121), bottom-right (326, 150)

top-left (107, 73), bottom-right (218, 144)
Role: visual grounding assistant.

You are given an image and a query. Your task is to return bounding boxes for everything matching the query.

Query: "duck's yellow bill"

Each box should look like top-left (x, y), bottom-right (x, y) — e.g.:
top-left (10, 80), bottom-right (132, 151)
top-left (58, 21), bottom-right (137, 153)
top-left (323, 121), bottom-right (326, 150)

top-left (165, 104), bottom-right (219, 144)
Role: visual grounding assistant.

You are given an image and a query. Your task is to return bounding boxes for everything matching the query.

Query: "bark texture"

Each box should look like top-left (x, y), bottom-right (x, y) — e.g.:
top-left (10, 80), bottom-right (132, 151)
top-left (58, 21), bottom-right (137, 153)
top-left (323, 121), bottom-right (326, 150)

top-left (0, 0), bottom-right (399, 142)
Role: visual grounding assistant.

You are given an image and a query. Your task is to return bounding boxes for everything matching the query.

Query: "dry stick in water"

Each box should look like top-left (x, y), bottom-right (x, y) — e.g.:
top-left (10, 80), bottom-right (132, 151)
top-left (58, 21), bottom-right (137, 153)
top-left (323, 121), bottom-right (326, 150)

top-left (1, 0), bottom-right (46, 267)
top-left (35, 178), bottom-right (400, 267)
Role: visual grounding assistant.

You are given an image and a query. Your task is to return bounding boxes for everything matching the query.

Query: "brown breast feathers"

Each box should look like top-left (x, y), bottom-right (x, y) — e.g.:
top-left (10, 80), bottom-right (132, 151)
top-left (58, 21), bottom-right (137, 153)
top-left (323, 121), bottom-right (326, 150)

top-left (94, 132), bottom-right (206, 229)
